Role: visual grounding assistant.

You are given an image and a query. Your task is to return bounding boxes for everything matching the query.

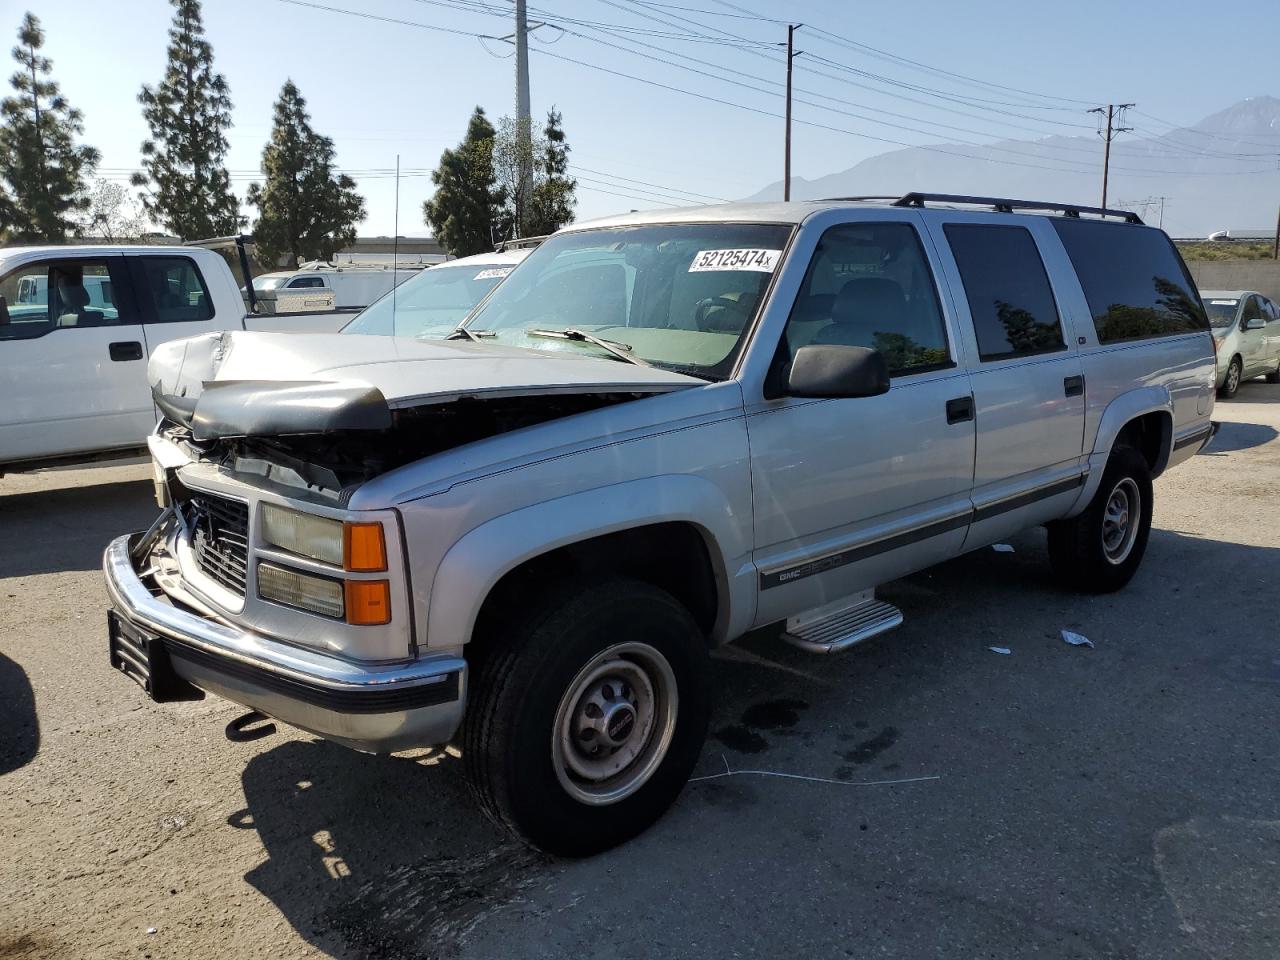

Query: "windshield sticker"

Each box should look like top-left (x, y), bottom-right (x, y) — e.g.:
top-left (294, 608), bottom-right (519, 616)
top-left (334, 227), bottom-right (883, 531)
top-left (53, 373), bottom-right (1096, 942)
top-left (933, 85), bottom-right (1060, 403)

top-left (474, 267), bottom-right (514, 280)
top-left (1209, 299), bottom-right (1238, 305)
top-left (688, 248), bottom-right (782, 273)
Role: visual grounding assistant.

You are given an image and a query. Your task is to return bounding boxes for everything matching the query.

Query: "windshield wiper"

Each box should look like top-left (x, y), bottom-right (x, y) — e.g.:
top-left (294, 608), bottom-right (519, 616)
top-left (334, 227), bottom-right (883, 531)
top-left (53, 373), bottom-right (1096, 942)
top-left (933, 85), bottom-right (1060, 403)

top-left (445, 327), bottom-right (497, 342)
top-left (525, 328), bottom-right (650, 366)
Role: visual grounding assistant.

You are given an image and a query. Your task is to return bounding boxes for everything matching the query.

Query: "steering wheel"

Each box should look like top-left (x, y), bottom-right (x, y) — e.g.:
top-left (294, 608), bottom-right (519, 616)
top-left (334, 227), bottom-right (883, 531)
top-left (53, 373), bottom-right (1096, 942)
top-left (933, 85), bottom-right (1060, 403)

top-left (693, 295), bottom-right (747, 332)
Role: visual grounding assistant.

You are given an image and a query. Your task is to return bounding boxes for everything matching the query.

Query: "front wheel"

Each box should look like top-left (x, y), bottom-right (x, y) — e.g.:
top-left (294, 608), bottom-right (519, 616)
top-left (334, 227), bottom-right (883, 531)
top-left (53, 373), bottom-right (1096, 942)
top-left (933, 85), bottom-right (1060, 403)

top-left (462, 578), bottom-right (711, 856)
top-left (1219, 356), bottom-right (1243, 398)
top-left (1048, 446), bottom-right (1153, 593)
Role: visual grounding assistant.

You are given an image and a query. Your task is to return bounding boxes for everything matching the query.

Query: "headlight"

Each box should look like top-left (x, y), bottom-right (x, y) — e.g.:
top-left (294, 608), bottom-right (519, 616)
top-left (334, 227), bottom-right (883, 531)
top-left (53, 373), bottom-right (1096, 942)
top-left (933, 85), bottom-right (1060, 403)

top-left (258, 562), bottom-right (345, 619)
top-left (261, 504), bottom-right (343, 566)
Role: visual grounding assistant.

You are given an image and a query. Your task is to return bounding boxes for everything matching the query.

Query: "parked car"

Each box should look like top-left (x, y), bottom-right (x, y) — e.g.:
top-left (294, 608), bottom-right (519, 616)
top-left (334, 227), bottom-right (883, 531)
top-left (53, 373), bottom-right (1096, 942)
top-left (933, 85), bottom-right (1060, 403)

top-left (1199, 289), bottom-right (1280, 397)
top-left (0, 244), bottom-right (350, 475)
top-left (340, 246), bottom-right (535, 339)
top-left (247, 262), bottom-right (424, 312)
top-left (104, 194), bottom-right (1215, 855)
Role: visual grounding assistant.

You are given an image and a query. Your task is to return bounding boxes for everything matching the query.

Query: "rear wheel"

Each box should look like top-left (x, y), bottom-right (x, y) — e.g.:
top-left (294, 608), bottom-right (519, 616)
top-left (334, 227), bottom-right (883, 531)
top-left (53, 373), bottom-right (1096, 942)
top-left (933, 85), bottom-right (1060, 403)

top-left (1048, 446), bottom-right (1153, 593)
top-left (1219, 356), bottom-right (1242, 398)
top-left (462, 578), bottom-right (711, 856)
top-left (1265, 361), bottom-right (1280, 385)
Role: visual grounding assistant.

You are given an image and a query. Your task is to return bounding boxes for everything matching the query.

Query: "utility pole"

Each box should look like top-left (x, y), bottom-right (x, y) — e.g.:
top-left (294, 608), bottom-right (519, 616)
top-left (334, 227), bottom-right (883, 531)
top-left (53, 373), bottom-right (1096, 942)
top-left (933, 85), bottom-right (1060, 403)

top-left (1088, 103), bottom-right (1133, 211)
top-left (1273, 203), bottom-right (1279, 260)
top-left (515, 0), bottom-right (532, 234)
top-left (783, 24), bottom-right (801, 201)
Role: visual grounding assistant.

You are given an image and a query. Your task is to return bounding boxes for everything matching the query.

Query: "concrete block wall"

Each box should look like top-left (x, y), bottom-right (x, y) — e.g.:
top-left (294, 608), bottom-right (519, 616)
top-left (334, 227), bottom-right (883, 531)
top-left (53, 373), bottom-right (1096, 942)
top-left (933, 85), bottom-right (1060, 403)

top-left (1187, 259), bottom-right (1280, 301)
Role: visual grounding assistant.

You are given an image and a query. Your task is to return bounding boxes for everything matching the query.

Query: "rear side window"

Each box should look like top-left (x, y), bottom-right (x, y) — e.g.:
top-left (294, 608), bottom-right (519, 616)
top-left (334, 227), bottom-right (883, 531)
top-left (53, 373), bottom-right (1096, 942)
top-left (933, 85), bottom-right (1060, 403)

top-left (944, 224), bottom-right (1064, 361)
top-left (138, 256), bottom-right (213, 323)
top-left (1051, 219), bottom-right (1207, 344)
top-left (288, 276), bottom-right (326, 289)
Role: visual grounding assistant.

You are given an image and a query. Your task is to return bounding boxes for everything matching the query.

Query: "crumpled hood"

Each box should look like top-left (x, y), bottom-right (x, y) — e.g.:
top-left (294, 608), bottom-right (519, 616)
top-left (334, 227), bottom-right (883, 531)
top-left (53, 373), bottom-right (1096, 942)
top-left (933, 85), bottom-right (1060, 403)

top-left (151, 331), bottom-right (700, 407)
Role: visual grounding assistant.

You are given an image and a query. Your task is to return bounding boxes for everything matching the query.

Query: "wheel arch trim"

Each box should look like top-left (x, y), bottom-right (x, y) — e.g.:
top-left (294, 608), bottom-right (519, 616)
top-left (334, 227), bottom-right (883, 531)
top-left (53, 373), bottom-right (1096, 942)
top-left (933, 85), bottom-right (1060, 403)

top-left (1067, 387), bottom-right (1173, 518)
top-left (424, 475), bottom-right (752, 650)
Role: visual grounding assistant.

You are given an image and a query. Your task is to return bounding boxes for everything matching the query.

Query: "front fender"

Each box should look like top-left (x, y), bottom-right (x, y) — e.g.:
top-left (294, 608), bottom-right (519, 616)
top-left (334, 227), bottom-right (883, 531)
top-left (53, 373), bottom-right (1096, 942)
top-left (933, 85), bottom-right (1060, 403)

top-left (1067, 385), bottom-right (1172, 518)
top-left (424, 474), bottom-right (755, 650)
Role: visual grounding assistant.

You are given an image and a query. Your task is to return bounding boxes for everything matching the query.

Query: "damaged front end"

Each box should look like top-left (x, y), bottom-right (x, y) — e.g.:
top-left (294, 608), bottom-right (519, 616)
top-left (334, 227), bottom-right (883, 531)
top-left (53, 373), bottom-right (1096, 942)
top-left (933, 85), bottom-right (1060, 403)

top-left (148, 329), bottom-right (697, 493)
top-left (155, 379), bottom-right (649, 493)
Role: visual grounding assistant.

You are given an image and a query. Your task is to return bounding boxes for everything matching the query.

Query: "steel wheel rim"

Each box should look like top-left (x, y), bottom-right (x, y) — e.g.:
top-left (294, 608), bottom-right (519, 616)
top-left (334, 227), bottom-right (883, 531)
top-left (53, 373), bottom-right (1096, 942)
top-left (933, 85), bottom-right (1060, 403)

top-left (552, 641), bottom-right (678, 807)
top-left (1227, 361), bottom-right (1240, 393)
top-left (1102, 477), bottom-right (1140, 565)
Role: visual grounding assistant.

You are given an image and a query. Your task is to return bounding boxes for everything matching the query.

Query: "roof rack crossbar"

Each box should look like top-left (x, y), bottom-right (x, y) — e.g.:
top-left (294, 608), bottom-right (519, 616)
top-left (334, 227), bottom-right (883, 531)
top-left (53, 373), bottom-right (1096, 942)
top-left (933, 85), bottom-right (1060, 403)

top-left (822, 193), bottom-right (1143, 224)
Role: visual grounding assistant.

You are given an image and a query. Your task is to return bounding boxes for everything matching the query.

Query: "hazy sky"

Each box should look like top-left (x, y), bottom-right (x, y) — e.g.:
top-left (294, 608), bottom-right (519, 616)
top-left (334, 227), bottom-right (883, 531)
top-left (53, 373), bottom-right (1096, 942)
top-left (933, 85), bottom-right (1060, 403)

top-left (9, 0), bottom-right (1279, 236)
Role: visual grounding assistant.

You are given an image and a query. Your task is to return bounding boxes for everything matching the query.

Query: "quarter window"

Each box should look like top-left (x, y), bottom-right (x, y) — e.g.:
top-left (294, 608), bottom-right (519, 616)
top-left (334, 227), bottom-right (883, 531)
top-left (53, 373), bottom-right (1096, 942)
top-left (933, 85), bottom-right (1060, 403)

top-left (138, 257), bottom-right (213, 323)
top-left (0, 259), bottom-right (122, 340)
top-left (1051, 219), bottom-right (1207, 344)
top-left (781, 222), bottom-right (951, 375)
top-left (945, 224), bottom-right (1065, 361)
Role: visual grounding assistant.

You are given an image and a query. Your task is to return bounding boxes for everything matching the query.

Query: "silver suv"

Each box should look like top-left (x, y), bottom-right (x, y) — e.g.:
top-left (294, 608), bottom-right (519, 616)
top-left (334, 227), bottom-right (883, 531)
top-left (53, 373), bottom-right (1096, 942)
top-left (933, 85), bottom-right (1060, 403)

top-left (104, 193), bottom-right (1217, 855)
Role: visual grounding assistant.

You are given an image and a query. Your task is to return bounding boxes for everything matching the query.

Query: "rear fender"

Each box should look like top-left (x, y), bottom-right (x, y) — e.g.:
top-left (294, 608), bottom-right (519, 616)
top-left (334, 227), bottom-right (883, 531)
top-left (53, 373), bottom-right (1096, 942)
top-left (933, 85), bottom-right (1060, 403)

top-left (1066, 386), bottom-right (1172, 518)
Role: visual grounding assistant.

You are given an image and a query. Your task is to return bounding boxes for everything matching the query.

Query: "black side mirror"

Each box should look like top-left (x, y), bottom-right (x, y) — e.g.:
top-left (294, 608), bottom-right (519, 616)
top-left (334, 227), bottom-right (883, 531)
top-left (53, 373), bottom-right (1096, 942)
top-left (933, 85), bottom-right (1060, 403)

top-left (786, 344), bottom-right (890, 398)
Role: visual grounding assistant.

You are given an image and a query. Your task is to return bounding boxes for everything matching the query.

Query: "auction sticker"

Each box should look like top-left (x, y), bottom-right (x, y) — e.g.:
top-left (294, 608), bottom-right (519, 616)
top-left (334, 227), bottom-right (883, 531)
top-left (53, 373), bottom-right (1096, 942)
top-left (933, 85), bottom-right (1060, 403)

top-left (474, 267), bottom-right (515, 280)
top-left (688, 248), bottom-right (782, 272)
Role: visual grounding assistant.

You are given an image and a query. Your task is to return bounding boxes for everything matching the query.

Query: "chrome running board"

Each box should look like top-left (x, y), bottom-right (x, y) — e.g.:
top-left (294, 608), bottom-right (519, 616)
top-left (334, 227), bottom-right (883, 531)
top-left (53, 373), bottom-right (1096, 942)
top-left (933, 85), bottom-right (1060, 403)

top-left (781, 591), bottom-right (904, 654)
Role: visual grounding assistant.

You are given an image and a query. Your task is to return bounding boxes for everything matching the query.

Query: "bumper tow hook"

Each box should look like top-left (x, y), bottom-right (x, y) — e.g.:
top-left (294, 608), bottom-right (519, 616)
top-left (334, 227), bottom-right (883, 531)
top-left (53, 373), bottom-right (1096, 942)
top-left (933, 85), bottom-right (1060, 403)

top-left (225, 710), bottom-right (277, 743)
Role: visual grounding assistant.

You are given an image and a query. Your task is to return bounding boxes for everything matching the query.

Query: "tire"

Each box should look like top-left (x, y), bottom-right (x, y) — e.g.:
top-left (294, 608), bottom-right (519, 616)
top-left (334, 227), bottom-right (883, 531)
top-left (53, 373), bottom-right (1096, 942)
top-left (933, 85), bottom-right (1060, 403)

top-left (1219, 356), bottom-right (1242, 398)
top-left (1047, 446), bottom-right (1153, 594)
top-left (1265, 361), bottom-right (1280, 385)
top-left (462, 577), bottom-right (711, 857)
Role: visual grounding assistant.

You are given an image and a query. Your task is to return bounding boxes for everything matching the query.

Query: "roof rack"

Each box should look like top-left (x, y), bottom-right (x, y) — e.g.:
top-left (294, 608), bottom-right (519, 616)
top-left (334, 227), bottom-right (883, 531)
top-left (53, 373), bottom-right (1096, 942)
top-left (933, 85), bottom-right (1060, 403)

top-left (824, 192), bottom-right (1144, 224)
top-left (494, 234), bottom-right (550, 252)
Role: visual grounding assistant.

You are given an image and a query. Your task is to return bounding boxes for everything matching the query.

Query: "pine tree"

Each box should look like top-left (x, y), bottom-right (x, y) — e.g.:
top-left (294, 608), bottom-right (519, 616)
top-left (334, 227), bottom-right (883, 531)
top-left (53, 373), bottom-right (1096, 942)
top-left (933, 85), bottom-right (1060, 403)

top-left (423, 106), bottom-right (505, 258)
top-left (0, 12), bottom-right (100, 242)
top-left (526, 107), bottom-right (576, 236)
top-left (246, 81), bottom-right (366, 267)
top-left (133, 0), bottom-right (240, 240)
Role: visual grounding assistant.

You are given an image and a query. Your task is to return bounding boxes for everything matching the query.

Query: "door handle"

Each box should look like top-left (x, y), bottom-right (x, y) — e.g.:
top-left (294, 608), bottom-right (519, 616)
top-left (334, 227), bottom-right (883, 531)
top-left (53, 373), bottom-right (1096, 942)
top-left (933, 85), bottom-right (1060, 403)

top-left (1064, 374), bottom-right (1084, 398)
top-left (109, 341), bottom-right (143, 362)
top-left (945, 395), bottom-right (974, 424)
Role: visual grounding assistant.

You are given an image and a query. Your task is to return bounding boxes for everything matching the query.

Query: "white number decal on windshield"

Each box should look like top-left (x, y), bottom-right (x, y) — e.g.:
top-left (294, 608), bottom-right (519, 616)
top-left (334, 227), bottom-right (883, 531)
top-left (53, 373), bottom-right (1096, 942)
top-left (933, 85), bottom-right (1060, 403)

top-left (474, 267), bottom-right (515, 280)
top-left (688, 248), bottom-right (782, 273)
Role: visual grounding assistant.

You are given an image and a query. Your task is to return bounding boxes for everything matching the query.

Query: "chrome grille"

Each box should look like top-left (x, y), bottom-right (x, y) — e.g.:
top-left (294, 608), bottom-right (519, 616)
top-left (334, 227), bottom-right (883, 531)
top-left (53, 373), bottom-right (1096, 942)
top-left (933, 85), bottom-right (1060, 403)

top-left (186, 493), bottom-right (249, 595)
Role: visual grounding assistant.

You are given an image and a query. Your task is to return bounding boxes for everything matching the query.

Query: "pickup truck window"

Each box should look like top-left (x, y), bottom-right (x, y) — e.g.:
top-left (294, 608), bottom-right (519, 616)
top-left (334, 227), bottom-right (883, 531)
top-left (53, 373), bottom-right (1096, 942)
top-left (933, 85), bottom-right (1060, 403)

top-left (138, 256), bottom-right (213, 324)
top-left (782, 222), bottom-right (950, 374)
top-left (0, 260), bottom-right (121, 340)
top-left (944, 224), bottom-right (1065, 362)
top-left (1050, 219), bottom-right (1207, 344)
top-left (288, 276), bottom-right (326, 289)
top-left (462, 223), bottom-right (793, 377)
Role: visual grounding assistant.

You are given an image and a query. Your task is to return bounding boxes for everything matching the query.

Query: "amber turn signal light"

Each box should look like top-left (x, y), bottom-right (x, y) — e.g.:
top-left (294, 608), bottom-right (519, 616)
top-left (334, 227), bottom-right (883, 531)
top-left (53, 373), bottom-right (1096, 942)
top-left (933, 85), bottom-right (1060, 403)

top-left (343, 522), bottom-right (387, 572)
top-left (344, 580), bottom-right (391, 626)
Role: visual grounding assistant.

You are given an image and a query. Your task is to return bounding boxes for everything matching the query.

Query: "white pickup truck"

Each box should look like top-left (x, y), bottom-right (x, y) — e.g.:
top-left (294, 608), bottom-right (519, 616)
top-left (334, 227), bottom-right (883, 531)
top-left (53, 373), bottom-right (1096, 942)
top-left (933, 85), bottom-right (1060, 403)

top-left (0, 243), bottom-right (351, 474)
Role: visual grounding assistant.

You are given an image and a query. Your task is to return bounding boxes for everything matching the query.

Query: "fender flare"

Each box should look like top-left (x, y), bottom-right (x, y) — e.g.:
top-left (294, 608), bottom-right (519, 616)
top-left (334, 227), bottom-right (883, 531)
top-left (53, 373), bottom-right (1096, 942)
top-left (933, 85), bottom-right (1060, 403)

top-left (1067, 386), bottom-right (1173, 517)
top-left (425, 475), bottom-right (754, 650)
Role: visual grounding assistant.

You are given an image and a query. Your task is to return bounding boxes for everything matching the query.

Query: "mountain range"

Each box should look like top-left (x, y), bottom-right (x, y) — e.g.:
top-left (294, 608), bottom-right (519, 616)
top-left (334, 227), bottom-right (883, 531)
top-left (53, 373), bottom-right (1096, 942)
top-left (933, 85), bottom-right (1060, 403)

top-left (742, 96), bottom-right (1280, 238)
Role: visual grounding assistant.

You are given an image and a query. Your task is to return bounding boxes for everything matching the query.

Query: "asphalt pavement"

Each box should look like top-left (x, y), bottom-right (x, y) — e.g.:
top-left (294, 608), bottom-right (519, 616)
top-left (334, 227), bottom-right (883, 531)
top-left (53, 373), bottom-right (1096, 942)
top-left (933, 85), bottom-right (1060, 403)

top-left (2, 383), bottom-right (1278, 960)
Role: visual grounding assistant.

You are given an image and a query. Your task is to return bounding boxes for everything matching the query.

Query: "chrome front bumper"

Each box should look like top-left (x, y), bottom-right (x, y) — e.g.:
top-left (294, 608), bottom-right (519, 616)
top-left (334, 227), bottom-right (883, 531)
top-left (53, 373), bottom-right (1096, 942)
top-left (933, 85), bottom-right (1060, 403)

top-left (103, 534), bottom-right (466, 753)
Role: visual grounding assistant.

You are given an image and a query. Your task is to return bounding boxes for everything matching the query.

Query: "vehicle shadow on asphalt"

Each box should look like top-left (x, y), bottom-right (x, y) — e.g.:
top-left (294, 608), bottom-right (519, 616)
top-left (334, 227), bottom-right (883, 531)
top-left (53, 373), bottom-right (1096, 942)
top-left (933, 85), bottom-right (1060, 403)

top-left (0, 478), bottom-right (155, 578)
top-left (234, 526), bottom-right (1280, 960)
top-left (0, 653), bottom-right (39, 775)
top-left (235, 740), bottom-right (548, 960)
top-left (1202, 420), bottom-right (1278, 453)
top-left (1226, 382), bottom-right (1280, 405)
